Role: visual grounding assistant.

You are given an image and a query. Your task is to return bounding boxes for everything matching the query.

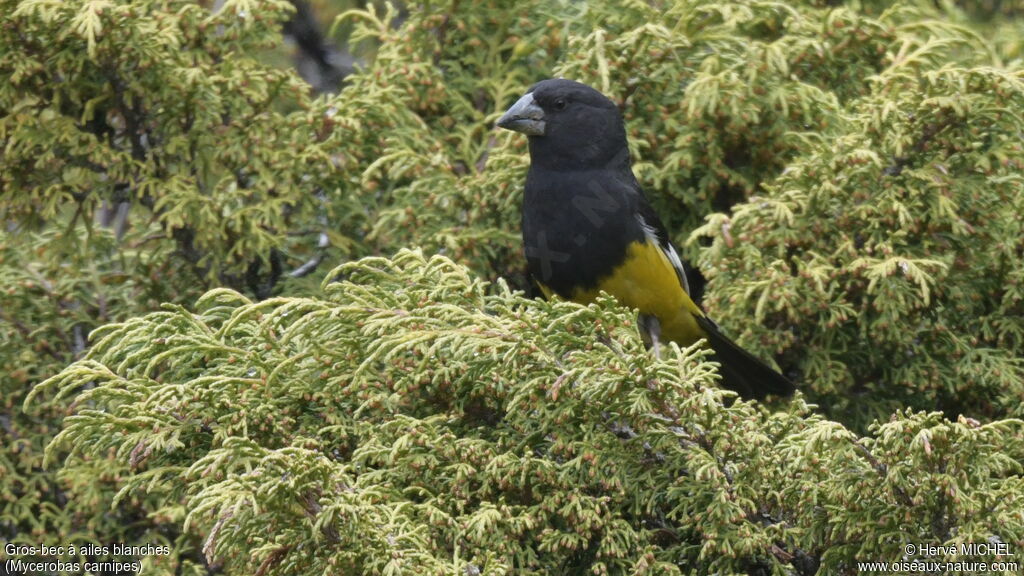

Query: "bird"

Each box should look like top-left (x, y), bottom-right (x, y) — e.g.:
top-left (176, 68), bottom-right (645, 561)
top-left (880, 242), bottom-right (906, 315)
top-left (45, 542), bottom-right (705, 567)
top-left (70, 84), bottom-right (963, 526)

top-left (496, 78), bottom-right (794, 400)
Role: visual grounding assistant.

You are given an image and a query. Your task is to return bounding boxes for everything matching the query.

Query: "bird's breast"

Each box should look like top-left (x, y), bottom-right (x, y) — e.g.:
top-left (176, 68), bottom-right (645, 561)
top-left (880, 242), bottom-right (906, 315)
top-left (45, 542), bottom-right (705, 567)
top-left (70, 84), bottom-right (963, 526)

top-left (521, 168), bottom-right (642, 298)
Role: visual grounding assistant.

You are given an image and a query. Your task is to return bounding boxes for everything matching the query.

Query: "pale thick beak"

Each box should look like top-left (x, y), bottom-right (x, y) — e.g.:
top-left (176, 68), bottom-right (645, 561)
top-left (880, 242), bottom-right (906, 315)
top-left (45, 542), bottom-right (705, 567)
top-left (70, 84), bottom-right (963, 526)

top-left (496, 92), bottom-right (545, 136)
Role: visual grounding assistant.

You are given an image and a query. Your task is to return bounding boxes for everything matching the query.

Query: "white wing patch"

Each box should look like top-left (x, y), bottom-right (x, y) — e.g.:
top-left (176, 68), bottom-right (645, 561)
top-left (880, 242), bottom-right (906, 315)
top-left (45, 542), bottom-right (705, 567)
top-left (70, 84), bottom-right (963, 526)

top-left (665, 242), bottom-right (690, 294)
top-left (635, 213), bottom-right (659, 245)
top-left (635, 213), bottom-right (691, 294)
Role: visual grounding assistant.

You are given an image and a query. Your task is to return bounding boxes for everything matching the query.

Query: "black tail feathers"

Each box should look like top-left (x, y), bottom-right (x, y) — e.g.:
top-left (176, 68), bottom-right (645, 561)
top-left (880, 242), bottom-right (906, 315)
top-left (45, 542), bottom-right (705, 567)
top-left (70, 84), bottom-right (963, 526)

top-left (695, 316), bottom-right (795, 400)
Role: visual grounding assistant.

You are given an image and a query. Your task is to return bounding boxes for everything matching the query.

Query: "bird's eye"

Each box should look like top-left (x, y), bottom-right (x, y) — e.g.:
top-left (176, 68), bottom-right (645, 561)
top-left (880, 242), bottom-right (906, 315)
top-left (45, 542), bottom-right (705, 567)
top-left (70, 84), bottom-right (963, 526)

top-left (553, 98), bottom-right (567, 111)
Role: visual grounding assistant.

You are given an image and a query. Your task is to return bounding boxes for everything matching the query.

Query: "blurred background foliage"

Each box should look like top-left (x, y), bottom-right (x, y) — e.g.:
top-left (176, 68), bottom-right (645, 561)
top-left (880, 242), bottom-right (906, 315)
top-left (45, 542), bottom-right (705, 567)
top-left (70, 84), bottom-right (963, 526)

top-left (2, 0), bottom-right (1023, 574)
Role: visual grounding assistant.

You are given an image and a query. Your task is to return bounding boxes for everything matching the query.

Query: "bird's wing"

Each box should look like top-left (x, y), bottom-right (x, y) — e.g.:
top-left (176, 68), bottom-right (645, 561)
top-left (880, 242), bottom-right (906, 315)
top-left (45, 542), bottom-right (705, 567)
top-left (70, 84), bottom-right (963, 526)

top-left (630, 186), bottom-right (691, 296)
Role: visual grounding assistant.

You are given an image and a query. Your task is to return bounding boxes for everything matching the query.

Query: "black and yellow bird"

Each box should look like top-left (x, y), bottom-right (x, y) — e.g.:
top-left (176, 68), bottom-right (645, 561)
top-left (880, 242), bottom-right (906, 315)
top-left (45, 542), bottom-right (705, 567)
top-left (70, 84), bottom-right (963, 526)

top-left (497, 78), bottom-right (794, 400)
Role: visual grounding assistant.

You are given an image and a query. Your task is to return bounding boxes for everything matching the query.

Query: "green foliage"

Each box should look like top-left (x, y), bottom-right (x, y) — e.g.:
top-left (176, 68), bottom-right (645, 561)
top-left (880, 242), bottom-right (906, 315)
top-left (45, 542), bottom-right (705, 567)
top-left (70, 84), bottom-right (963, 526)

top-left (3, 0), bottom-right (1024, 573)
top-left (35, 251), bottom-right (1024, 575)
top-left (0, 224), bottom-right (209, 572)
top-left (1, 0), bottom-right (338, 567)
top-left (1, 0), bottom-right (334, 280)
top-left (693, 62), bottom-right (1024, 428)
top-left (0, 0), bottom-right (565, 568)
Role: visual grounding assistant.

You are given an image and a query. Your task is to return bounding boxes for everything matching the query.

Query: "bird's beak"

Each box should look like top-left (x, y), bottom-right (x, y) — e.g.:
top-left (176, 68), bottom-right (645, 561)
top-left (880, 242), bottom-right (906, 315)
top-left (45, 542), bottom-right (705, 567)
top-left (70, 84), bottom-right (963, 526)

top-left (497, 93), bottom-right (545, 136)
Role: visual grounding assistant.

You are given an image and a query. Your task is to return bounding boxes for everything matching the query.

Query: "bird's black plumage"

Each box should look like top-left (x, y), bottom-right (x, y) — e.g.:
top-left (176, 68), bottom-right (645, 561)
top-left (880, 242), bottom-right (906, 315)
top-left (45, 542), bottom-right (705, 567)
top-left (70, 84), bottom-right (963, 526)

top-left (514, 80), bottom-right (655, 295)
top-left (498, 78), bottom-right (794, 400)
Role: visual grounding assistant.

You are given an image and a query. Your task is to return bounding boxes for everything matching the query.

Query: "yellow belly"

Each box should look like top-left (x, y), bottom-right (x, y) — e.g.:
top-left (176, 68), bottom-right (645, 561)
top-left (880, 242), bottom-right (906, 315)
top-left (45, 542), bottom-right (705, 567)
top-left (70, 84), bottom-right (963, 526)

top-left (551, 240), bottom-right (707, 346)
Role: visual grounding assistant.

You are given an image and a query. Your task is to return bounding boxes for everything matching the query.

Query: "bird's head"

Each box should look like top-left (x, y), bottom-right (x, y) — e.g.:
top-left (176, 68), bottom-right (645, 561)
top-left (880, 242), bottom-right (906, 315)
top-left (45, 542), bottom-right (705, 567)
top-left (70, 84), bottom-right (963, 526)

top-left (497, 79), bottom-right (629, 170)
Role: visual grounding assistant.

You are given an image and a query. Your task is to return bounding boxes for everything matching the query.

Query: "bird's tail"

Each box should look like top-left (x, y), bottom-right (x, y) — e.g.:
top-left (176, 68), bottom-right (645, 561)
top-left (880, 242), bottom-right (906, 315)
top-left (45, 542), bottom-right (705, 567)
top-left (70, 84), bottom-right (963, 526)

top-left (695, 315), bottom-right (795, 400)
